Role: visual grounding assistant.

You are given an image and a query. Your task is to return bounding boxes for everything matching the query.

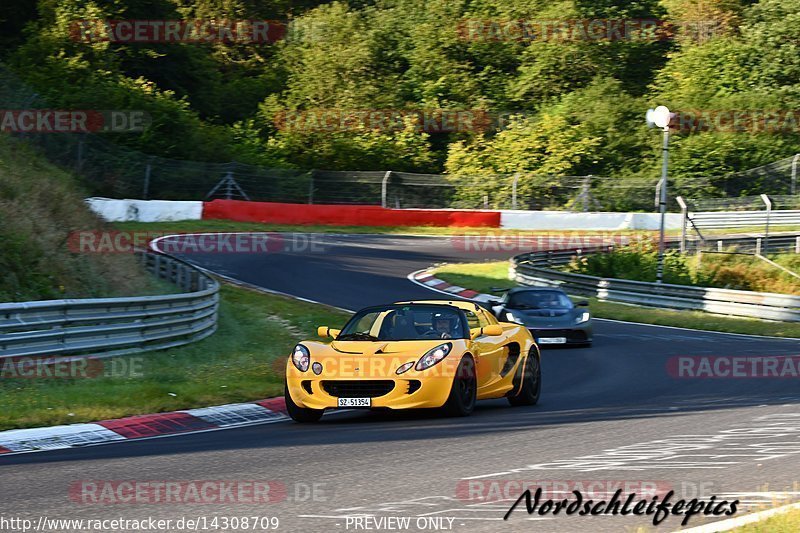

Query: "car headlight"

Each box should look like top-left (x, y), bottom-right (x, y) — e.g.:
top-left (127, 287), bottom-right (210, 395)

top-left (416, 343), bottom-right (452, 371)
top-left (505, 311), bottom-right (523, 324)
top-left (574, 311), bottom-right (590, 324)
top-left (291, 344), bottom-right (310, 372)
top-left (396, 362), bottom-right (415, 375)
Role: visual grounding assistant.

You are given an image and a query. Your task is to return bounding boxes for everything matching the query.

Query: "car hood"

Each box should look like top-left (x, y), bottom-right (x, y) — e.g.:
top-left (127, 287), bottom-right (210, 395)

top-left (329, 339), bottom-right (454, 355)
top-left (508, 308), bottom-right (577, 325)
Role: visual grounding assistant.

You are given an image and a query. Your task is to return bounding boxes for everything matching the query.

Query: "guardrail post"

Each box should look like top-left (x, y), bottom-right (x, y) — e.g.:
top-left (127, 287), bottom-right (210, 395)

top-left (717, 240), bottom-right (723, 252)
top-left (761, 193), bottom-right (772, 255)
top-left (381, 171), bottom-right (391, 208)
top-left (308, 169), bottom-right (316, 204)
top-left (756, 238), bottom-right (762, 255)
top-left (796, 236), bottom-right (800, 254)
top-left (676, 196), bottom-right (688, 253)
top-left (579, 176), bottom-right (591, 212)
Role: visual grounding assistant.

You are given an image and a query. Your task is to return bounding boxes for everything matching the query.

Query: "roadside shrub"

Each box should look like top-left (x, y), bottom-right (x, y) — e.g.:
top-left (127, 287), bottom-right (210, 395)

top-left (567, 238), bottom-right (696, 285)
top-left (566, 238), bottom-right (800, 295)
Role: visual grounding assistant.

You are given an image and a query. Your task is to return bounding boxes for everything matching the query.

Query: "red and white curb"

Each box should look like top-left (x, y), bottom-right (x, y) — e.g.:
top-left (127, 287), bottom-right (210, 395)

top-left (408, 269), bottom-right (495, 303)
top-left (0, 398), bottom-right (287, 456)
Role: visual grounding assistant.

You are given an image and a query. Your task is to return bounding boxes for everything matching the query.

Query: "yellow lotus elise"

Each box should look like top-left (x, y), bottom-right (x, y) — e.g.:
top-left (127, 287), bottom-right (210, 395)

top-left (284, 300), bottom-right (541, 422)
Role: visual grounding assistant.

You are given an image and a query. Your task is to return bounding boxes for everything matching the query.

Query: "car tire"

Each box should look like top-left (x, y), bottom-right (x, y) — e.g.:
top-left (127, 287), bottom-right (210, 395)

top-left (508, 350), bottom-right (541, 407)
top-left (285, 383), bottom-right (324, 423)
top-left (442, 356), bottom-right (477, 417)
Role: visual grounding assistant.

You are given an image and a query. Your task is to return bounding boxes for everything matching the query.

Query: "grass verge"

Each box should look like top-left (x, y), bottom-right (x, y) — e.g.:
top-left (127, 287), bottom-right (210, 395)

top-left (432, 262), bottom-right (800, 338)
top-left (0, 283), bottom-right (351, 431)
top-left (731, 506), bottom-right (800, 532)
top-left (0, 135), bottom-right (161, 301)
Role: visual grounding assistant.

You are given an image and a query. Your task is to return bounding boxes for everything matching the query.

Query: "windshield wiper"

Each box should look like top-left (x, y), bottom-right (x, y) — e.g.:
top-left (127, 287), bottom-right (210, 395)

top-left (336, 332), bottom-right (379, 341)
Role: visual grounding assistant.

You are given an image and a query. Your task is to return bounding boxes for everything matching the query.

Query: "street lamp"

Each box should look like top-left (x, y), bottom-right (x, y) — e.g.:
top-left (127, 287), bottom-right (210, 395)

top-left (646, 106), bottom-right (673, 284)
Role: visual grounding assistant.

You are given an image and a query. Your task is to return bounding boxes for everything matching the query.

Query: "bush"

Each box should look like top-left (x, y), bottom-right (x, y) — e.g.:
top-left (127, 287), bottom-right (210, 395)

top-left (565, 238), bottom-right (800, 294)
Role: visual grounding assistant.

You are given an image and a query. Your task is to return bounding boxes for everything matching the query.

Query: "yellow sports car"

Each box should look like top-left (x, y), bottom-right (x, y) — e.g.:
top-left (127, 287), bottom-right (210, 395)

top-left (284, 300), bottom-right (541, 422)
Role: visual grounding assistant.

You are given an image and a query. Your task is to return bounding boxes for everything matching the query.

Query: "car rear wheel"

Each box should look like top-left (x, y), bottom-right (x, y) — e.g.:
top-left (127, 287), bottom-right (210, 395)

top-left (508, 350), bottom-right (541, 406)
top-left (442, 356), bottom-right (476, 417)
top-left (285, 382), bottom-right (324, 423)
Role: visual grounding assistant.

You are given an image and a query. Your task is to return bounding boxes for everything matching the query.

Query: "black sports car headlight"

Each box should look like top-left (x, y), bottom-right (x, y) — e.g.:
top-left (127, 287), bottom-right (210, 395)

top-left (416, 343), bottom-right (452, 371)
top-left (574, 311), bottom-right (591, 324)
top-left (291, 344), bottom-right (310, 372)
top-left (504, 311), bottom-right (524, 324)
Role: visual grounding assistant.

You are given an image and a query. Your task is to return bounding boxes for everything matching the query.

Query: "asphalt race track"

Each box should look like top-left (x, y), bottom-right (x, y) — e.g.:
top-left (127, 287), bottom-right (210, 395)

top-left (2, 233), bottom-right (799, 532)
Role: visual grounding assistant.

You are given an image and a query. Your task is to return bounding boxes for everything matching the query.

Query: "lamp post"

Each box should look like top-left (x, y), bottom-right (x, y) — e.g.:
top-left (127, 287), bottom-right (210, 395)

top-left (646, 106), bottom-right (673, 284)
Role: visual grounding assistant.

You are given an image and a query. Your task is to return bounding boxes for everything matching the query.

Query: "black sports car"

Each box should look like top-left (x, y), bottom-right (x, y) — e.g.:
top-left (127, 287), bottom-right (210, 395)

top-left (488, 287), bottom-right (592, 347)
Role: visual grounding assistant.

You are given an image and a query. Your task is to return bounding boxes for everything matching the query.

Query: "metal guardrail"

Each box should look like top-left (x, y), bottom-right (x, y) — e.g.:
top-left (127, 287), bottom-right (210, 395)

top-left (688, 210), bottom-right (800, 229)
top-left (687, 234), bottom-right (800, 254)
top-left (0, 252), bottom-right (219, 360)
top-left (511, 249), bottom-right (800, 322)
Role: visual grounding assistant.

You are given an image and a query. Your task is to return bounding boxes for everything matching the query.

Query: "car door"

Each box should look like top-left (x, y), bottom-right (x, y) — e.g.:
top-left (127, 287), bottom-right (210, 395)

top-left (468, 308), bottom-right (508, 396)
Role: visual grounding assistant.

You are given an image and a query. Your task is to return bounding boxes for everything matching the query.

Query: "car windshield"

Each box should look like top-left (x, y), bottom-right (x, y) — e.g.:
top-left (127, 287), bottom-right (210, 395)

top-left (507, 291), bottom-right (573, 310)
top-left (337, 304), bottom-right (468, 341)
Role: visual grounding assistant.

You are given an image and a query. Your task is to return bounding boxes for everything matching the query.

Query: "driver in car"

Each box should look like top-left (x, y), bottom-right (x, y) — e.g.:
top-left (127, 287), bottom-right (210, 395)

top-left (431, 313), bottom-right (455, 339)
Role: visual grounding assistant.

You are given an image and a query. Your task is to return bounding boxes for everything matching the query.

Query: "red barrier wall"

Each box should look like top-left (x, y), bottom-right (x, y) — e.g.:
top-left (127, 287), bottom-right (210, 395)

top-left (202, 200), bottom-right (500, 228)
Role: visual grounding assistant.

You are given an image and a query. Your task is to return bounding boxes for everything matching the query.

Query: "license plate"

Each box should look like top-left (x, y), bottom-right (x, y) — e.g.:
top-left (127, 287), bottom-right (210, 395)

top-left (337, 397), bottom-right (371, 407)
top-left (538, 337), bottom-right (567, 344)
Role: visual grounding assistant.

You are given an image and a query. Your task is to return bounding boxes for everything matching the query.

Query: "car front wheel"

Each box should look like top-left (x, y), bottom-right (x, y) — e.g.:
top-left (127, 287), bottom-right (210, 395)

top-left (442, 356), bottom-right (477, 417)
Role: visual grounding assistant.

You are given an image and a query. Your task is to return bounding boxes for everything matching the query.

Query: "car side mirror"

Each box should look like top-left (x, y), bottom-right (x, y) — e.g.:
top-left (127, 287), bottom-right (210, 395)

top-left (576, 300), bottom-right (589, 307)
top-left (317, 326), bottom-right (340, 339)
top-left (470, 325), bottom-right (504, 339)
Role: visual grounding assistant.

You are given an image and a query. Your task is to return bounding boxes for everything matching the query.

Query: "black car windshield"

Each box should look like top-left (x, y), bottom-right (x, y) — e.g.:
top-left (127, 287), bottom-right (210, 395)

top-left (507, 291), bottom-right (573, 310)
top-left (337, 304), bottom-right (468, 341)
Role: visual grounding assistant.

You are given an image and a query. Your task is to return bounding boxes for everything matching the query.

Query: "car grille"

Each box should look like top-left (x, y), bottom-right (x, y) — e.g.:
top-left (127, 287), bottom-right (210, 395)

top-left (529, 328), bottom-right (588, 342)
top-left (321, 380), bottom-right (395, 398)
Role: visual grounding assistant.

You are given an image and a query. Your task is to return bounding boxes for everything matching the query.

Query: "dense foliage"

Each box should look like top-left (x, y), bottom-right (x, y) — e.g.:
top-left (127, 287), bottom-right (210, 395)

top-left (566, 238), bottom-right (800, 294)
top-left (1, 0), bottom-right (799, 195)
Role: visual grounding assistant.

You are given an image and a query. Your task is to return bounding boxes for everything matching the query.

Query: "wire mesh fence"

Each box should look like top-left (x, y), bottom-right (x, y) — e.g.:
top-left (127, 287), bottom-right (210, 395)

top-left (688, 193), bottom-right (800, 212)
top-left (3, 64), bottom-right (800, 212)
